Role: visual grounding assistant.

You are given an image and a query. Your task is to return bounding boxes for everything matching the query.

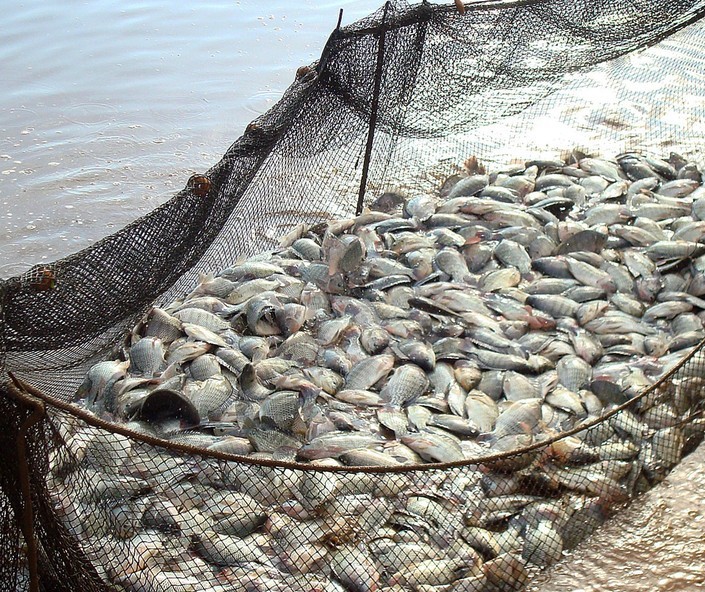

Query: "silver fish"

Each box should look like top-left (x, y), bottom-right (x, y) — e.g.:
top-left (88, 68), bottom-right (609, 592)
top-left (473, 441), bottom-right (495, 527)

top-left (526, 294), bottom-right (579, 318)
top-left (465, 391), bottom-right (499, 433)
top-left (565, 257), bottom-right (616, 293)
top-left (330, 545), bottom-right (380, 592)
top-left (240, 364), bottom-right (274, 401)
top-left (129, 337), bottom-right (166, 377)
top-left (377, 405), bottom-right (410, 437)
top-left (342, 448), bottom-right (401, 467)
top-left (492, 398), bottom-right (543, 439)
top-left (344, 354), bottom-right (395, 391)
top-left (77, 360), bottom-right (130, 413)
top-left (173, 307), bottom-right (231, 332)
top-left (182, 322), bottom-right (230, 348)
top-left (185, 375), bottom-right (234, 419)
top-left (334, 389), bottom-right (385, 407)
top-left (401, 430), bottom-right (464, 463)
top-left (494, 239), bottom-right (532, 274)
top-left (195, 532), bottom-right (272, 566)
top-left (219, 261), bottom-right (285, 281)
top-left (298, 431), bottom-right (383, 461)
top-left (521, 519), bottom-right (564, 566)
top-left (381, 364), bottom-right (429, 407)
top-left (143, 307), bottom-right (183, 344)
top-left (259, 390), bottom-right (301, 430)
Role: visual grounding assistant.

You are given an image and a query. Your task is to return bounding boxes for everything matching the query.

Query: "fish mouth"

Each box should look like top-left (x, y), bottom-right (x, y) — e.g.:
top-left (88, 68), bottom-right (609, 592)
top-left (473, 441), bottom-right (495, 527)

top-left (138, 388), bottom-right (200, 427)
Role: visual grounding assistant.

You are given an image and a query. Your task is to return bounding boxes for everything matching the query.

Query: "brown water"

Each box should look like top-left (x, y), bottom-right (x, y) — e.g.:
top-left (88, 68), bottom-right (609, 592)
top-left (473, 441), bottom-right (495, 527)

top-left (2, 2), bottom-right (705, 590)
top-left (531, 441), bottom-right (705, 592)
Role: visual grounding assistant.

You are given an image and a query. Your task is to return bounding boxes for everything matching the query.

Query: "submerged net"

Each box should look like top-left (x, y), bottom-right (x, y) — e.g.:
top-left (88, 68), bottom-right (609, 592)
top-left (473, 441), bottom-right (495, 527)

top-left (3, 0), bottom-right (705, 590)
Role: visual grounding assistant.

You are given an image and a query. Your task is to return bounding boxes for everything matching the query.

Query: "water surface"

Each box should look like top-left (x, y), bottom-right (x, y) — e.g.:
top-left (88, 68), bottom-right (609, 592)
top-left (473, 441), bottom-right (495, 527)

top-left (530, 441), bottom-right (705, 592)
top-left (0, 0), bottom-right (382, 277)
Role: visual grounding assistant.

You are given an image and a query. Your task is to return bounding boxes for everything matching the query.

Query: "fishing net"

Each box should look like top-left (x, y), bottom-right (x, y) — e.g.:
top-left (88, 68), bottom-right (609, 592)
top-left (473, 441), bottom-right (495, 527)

top-left (3, 0), bottom-right (705, 590)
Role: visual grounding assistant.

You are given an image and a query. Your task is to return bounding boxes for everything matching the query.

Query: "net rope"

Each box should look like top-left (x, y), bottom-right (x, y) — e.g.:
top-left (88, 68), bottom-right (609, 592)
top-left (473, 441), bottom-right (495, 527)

top-left (3, 1), bottom-right (705, 590)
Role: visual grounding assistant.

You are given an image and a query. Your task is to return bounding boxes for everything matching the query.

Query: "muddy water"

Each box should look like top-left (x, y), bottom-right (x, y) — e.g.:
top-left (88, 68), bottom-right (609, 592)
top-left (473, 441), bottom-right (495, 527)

top-left (2, 2), bottom-right (705, 590)
top-left (531, 441), bottom-right (705, 592)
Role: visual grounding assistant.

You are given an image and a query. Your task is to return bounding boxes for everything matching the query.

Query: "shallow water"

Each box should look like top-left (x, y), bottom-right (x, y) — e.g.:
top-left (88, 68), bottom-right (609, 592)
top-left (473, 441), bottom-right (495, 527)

top-left (2, 2), bottom-right (705, 590)
top-left (531, 441), bottom-right (705, 592)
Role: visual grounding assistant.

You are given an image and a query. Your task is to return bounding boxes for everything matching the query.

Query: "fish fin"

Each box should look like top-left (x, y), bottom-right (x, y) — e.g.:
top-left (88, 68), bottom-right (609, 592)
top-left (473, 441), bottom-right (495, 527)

top-left (75, 376), bottom-right (92, 402)
top-left (242, 417), bottom-right (258, 431)
top-left (323, 231), bottom-right (344, 275)
top-left (476, 432), bottom-right (496, 445)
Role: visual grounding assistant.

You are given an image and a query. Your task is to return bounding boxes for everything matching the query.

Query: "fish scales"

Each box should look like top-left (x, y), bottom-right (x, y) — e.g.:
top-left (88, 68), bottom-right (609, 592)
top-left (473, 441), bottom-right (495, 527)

top-left (75, 151), bottom-right (705, 592)
top-left (381, 364), bottom-right (429, 407)
top-left (344, 354), bottom-right (395, 391)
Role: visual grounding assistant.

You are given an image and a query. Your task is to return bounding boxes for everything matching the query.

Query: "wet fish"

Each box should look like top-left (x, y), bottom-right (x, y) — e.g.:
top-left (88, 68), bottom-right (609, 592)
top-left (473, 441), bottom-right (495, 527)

top-left (77, 360), bottom-right (130, 413)
top-left (330, 545), bottom-right (380, 592)
top-left (381, 363), bottom-right (429, 407)
top-left (345, 354), bottom-right (395, 391)
top-left (129, 337), bottom-right (166, 377)
top-left (173, 307), bottom-right (231, 332)
top-left (298, 432), bottom-right (383, 461)
top-left (401, 430), bottom-right (464, 463)
top-left (75, 150), bottom-right (705, 592)
top-left (195, 532), bottom-right (272, 566)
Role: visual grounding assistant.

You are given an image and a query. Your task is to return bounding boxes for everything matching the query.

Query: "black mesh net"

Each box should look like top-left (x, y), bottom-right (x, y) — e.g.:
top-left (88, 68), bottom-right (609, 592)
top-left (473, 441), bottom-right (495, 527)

top-left (3, 1), bottom-right (705, 591)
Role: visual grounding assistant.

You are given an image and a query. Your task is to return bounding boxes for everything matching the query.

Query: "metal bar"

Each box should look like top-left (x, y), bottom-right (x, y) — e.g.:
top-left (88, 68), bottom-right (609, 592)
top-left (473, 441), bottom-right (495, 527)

top-left (356, 1), bottom-right (393, 215)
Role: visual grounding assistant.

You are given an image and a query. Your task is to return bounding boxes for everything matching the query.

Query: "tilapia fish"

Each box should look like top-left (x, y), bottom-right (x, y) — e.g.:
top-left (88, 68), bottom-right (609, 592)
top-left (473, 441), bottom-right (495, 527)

top-left (69, 151), bottom-right (705, 592)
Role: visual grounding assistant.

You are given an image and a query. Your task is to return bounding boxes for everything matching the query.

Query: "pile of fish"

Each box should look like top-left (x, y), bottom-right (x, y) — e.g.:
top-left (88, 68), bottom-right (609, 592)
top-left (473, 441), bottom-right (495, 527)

top-left (58, 150), bottom-right (705, 591)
